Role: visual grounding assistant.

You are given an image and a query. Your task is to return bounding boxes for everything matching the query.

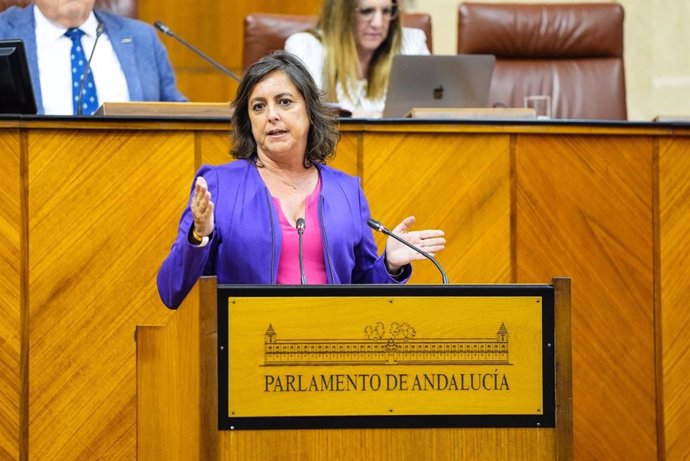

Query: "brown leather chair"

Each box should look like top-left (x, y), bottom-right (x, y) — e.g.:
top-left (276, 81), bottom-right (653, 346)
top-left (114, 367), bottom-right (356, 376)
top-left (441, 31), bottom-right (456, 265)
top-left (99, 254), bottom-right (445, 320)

top-left (243, 12), bottom-right (433, 72)
top-left (457, 2), bottom-right (627, 120)
top-left (0, 0), bottom-right (137, 17)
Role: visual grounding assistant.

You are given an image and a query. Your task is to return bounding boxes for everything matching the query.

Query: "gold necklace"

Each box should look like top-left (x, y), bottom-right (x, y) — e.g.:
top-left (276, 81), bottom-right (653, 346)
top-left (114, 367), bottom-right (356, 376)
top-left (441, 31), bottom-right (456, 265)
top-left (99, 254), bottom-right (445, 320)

top-left (262, 166), bottom-right (312, 191)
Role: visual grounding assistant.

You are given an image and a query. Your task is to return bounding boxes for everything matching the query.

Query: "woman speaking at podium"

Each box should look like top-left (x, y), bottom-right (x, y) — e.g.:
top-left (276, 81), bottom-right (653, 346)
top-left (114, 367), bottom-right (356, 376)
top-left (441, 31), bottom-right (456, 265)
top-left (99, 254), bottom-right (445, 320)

top-left (157, 51), bottom-right (444, 309)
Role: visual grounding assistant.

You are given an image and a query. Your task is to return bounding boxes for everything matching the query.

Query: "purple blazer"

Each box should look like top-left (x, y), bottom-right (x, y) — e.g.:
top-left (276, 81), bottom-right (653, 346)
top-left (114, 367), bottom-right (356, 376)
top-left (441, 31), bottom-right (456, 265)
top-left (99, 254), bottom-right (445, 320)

top-left (157, 160), bottom-right (411, 309)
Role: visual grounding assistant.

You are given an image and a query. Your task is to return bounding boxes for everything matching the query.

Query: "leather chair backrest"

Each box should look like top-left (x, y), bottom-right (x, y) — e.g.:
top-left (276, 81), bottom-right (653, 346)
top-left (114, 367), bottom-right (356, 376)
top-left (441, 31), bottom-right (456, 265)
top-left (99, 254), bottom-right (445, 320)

top-left (243, 12), bottom-right (433, 71)
top-left (457, 2), bottom-right (626, 120)
top-left (0, 0), bottom-right (137, 17)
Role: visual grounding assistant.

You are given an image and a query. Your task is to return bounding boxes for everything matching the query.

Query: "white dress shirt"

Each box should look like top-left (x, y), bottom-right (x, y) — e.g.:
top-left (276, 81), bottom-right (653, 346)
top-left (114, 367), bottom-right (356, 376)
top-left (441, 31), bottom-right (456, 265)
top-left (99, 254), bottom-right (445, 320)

top-left (285, 28), bottom-right (430, 116)
top-left (34, 5), bottom-right (129, 115)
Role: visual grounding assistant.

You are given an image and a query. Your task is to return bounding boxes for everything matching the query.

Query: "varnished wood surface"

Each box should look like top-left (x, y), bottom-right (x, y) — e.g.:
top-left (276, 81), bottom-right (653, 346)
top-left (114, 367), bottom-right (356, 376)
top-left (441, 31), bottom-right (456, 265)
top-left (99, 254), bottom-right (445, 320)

top-left (0, 129), bottom-right (22, 461)
top-left (137, 0), bottom-right (323, 102)
top-left (1, 118), bottom-right (689, 459)
top-left (138, 280), bottom-right (564, 461)
top-left (515, 134), bottom-right (657, 459)
top-left (219, 427), bottom-right (557, 460)
top-left (659, 136), bottom-right (690, 460)
top-left (362, 131), bottom-right (511, 284)
top-left (553, 277), bottom-right (574, 461)
top-left (25, 128), bottom-right (187, 457)
top-left (137, 285), bottom-right (202, 461)
top-left (96, 101), bottom-right (233, 117)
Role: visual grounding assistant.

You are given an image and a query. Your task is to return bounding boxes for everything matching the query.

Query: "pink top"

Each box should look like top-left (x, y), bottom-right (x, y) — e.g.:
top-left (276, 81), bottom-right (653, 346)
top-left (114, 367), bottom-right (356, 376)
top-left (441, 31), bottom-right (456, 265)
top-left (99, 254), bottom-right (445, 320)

top-left (272, 178), bottom-right (328, 284)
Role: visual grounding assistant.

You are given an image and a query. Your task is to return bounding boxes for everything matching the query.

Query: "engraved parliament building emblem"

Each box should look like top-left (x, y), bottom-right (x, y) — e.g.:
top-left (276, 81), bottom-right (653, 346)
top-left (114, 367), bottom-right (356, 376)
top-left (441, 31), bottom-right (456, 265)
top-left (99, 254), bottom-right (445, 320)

top-left (264, 322), bottom-right (510, 366)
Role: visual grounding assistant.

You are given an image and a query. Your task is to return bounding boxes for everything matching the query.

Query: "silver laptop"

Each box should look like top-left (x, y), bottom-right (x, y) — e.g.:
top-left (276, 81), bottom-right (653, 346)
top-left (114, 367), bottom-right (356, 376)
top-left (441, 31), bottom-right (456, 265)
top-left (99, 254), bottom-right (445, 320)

top-left (382, 54), bottom-right (495, 118)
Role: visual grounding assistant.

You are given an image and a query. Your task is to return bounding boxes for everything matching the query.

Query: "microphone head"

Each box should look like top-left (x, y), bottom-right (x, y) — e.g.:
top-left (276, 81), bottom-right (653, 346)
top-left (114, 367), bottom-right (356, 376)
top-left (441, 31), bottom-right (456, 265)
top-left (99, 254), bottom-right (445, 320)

top-left (296, 218), bottom-right (306, 233)
top-left (96, 22), bottom-right (104, 36)
top-left (154, 21), bottom-right (172, 36)
top-left (367, 218), bottom-right (386, 233)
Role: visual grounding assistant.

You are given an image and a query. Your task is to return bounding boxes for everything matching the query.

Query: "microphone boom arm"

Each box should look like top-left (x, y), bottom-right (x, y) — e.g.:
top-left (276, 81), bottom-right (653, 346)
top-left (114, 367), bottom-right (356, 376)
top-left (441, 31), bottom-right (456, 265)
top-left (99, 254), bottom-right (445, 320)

top-left (154, 21), bottom-right (241, 82)
top-left (76, 22), bottom-right (104, 115)
top-left (368, 218), bottom-right (449, 285)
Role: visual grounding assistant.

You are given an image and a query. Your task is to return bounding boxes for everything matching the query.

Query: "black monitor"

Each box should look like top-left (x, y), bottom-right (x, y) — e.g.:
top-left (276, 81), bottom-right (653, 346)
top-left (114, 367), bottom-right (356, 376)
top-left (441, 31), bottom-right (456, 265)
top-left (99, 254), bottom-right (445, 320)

top-left (0, 39), bottom-right (37, 114)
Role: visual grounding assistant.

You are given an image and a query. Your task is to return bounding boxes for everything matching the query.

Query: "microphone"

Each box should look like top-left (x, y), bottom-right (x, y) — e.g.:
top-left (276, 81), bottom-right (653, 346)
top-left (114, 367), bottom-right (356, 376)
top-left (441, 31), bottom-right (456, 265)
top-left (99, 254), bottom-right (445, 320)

top-left (296, 218), bottom-right (307, 285)
top-left (154, 21), bottom-right (241, 82)
top-left (76, 22), bottom-right (105, 115)
top-left (367, 218), bottom-right (449, 285)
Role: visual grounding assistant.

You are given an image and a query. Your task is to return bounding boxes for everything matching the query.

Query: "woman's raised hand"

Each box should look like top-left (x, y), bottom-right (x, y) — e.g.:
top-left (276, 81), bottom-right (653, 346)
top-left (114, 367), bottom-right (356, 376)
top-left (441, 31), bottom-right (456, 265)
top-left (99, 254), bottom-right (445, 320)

top-left (191, 176), bottom-right (215, 237)
top-left (384, 216), bottom-right (446, 274)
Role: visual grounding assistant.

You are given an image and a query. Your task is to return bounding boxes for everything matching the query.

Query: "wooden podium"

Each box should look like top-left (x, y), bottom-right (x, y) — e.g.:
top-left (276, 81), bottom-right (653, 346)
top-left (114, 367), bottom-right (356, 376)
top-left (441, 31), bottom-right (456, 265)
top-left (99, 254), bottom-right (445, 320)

top-left (136, 278), bottom-right (572, 460)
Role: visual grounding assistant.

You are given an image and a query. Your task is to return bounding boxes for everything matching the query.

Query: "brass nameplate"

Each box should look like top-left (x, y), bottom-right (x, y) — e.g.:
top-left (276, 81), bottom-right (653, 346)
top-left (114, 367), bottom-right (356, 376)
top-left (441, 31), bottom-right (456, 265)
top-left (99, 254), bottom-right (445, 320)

top-left (218, 285), bottom-right (554, 429)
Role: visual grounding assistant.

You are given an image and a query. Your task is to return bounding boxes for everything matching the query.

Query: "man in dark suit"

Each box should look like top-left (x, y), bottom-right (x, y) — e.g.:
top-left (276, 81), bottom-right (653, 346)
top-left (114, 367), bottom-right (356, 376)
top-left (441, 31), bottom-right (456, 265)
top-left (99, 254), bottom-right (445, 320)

top-left (0, 0), bottom-right (186, 114)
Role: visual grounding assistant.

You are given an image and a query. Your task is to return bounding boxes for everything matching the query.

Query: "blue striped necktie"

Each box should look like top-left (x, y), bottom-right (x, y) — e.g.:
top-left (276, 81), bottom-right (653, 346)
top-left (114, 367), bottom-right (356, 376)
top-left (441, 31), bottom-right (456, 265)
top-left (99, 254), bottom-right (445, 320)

top-left (65, 28), bottom-right (99, 115)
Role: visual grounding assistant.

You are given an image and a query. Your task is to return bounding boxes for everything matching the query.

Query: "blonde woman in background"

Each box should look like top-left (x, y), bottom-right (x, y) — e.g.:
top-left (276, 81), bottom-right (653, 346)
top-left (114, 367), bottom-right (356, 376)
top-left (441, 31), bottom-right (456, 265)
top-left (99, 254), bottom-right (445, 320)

top-left (285, 0), bottom-right (429, 117)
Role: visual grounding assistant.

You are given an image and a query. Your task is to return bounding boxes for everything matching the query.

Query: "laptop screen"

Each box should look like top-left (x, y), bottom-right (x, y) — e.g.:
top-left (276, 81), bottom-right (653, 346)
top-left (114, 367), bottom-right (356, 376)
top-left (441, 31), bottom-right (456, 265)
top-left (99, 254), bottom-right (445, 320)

top-left (382, 54), bottom-right (495, 118)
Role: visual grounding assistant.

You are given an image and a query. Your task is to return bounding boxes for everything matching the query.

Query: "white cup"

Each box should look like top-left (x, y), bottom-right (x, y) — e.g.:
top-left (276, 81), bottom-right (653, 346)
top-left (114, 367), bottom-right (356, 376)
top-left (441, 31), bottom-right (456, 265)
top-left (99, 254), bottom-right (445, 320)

top-left (524, 95), bottom-right (552, 119)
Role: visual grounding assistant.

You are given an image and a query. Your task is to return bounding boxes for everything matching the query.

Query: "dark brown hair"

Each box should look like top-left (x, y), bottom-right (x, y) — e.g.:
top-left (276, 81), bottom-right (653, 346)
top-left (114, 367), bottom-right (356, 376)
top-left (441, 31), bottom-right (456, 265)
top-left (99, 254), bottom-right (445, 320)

top-left (230, 51), bottom-right (339, 167)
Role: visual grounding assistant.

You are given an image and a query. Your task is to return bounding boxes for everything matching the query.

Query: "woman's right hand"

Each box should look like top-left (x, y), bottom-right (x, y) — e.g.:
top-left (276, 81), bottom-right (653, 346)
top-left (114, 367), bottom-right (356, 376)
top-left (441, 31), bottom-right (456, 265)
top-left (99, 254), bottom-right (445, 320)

top-left (191, 176), bottom-right (215, 237)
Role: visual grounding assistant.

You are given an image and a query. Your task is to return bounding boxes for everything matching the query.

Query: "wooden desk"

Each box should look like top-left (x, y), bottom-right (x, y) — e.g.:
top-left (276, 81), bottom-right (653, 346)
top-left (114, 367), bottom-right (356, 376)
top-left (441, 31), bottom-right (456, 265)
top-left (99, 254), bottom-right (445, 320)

top-left (1, 116), bottom-right (688, 459)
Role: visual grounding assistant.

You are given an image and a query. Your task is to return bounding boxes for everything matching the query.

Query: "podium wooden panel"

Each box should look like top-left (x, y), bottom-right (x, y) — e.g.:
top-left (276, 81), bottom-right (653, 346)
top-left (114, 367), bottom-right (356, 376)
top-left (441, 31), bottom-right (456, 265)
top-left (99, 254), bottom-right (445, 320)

top-left (137, 277), bottom-right (572, 460)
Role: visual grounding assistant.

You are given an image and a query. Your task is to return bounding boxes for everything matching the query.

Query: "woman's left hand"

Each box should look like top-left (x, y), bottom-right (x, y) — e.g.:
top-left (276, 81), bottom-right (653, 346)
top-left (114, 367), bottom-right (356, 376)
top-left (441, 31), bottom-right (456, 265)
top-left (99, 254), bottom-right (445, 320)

top-left (385, 216), bottom-right (446, 274)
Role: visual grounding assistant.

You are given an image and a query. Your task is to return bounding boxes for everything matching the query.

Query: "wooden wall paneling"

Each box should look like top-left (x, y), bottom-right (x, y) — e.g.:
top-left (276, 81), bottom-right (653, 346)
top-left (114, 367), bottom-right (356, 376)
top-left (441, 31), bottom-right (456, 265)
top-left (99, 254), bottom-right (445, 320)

top-left (225, 0), bottom-right (323, 72)
top-left (192, 126), bottom-right (358, 178)
top-left (361, 131), bottom-right (512, 284)
top-left (514, 134), bottom-right (656, 460)
top-left (174, 73), bottom-right (238, 105)
top-left (659, 137), bottom-right (690, 461)
top-left (191, 120), bottom-right (359, 174)
top-left (219, 0), bottom-right (323, 70)
top-left (197, 128), bottom-right (233, 167)
top-left (4, 120), bottom-right (685, 459)
top-left (138, 0), bottom-right (240, 103)
top-left (331, 127), bottom-right (360, 177)
top-left (0, 128), bottom-right (22, 461)
top-left (26, 129), bottom-right (192, 458)
top-left (138, 0), bottom-right (322, 102)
